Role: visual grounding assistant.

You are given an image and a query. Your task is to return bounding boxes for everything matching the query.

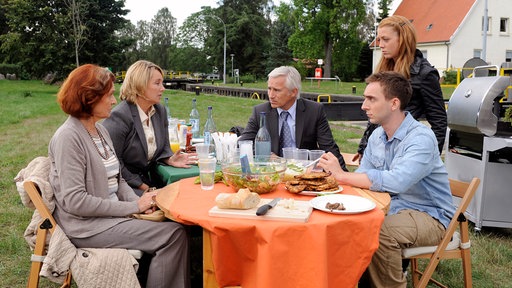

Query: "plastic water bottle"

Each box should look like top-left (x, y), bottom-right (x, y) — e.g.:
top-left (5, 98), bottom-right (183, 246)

top-left (255, 112), bottom-right (271, 159)
top-left (189, 98), bottom-right (200, 138)
top-left (203, 106), bottom-right (216, 145)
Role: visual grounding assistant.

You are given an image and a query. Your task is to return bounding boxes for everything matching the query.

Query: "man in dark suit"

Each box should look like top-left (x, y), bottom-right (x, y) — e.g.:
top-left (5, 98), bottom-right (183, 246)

top-left (239, 66), bottom-right (347, 171)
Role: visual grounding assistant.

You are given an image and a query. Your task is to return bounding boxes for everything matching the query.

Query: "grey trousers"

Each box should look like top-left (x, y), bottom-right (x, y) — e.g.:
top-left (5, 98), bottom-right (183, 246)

top-left (367, 209), bottom-right (445, 288)
top-left (71, 219), bottom-right (189, 288)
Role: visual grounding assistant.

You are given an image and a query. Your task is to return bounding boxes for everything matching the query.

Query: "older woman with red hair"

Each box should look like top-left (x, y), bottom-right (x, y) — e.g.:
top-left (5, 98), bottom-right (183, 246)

top-left (48, 64), bottom-right (189, 288)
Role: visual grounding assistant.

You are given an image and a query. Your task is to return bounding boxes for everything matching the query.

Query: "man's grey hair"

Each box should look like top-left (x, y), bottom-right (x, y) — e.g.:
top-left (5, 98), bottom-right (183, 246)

top-left (268, 66), bottom-right (301, 98)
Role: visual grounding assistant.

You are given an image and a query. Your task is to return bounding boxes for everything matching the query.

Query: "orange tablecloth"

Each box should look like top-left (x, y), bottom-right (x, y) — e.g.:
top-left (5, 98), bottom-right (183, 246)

top-left (166, 178), bottom-right (385, 288)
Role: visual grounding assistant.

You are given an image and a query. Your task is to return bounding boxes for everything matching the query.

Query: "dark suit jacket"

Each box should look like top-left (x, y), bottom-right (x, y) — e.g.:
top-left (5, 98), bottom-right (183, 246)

top-left (102, 101), bottom-right (172, 191)
top-left (239, 98), bottom-right (347, 171)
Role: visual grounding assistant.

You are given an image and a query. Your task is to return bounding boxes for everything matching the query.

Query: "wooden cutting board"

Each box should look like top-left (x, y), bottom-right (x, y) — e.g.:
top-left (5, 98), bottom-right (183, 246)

top-left (209, 198), bottom-right (313, 223)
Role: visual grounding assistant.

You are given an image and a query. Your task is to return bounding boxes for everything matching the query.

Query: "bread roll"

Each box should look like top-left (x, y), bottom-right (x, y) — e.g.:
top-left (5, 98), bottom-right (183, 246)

top-left (215, 188), bottom-right (261, 209)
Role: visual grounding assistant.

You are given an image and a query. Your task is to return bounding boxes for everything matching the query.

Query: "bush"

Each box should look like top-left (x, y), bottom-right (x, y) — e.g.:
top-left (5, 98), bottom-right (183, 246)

top-left (0, 63), bottom-right (21, 75)
top-left (240, 74), bottom-right (256, 83)
top-left (442, 70), bottom-right (458, 84)
top-left (0, 63), bottom-right (33, 80)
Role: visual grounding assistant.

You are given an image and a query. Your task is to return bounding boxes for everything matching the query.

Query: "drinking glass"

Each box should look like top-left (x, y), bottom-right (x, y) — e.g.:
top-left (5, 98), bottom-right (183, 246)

top-left (294, 149), bottom-right (309, 165)
top-left (282, 147), bottom-right (297, 160)
top-left (169, 126), bottom-right (181, 153)
top-left (309, 150), bottom-right (325, 161)
top-left (198, 157), bottom-right (217, 190)
top-left (195, 143), bottom-right (213, 159)
top-left (238, 140), bottom-right (254, 163)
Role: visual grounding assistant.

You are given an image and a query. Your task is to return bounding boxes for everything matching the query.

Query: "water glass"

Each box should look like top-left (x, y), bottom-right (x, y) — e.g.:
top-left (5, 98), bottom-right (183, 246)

top-left (294, 149), bottom-right (309, 164)
top-left (309, 150), bottom-right (325, 161)
top-left (238, 140), bottom-right (254, 163)
top-left (195, 143), bottom-right (213, 159)
top-left (198, 157), bottom-right (217, 190)
top-left (282, 147), bottom-right (297, 160)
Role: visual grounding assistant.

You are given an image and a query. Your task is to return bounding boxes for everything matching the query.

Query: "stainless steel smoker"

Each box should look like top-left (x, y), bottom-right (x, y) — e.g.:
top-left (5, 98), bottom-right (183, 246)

top-left (445, 65), bottom-right (512, 231)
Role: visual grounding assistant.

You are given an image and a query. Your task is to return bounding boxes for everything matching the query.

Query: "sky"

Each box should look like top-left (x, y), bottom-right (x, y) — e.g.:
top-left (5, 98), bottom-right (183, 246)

top-left (123, 0), bottom-right (401, 27)
top-left (124, 0), bottom-right (284, 27)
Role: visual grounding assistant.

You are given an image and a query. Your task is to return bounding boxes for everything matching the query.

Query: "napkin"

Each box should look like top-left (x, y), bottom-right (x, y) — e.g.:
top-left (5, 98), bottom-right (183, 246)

top-left (211, 132), bottom-right (240, 162)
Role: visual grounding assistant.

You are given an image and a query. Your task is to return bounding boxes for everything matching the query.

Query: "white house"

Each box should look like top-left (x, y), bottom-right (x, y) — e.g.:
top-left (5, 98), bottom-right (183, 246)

top-left (372, 0), bottom-right (512, 74)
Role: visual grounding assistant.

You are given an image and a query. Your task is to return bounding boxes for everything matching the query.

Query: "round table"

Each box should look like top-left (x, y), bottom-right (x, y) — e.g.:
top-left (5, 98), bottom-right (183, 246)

top-left (156, 177), bottom-right (389, 288)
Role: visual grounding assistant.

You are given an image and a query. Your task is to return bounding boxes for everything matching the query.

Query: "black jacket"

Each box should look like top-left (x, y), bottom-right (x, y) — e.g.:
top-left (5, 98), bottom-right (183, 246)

top-left (357, 50), bottom-right (447, 155)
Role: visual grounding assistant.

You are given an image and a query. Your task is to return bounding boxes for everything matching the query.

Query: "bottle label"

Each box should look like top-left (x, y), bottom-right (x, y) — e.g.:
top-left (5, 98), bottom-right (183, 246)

top-left (190, 119), bottom-right (199, 133)
top-left (204, 131), bottom-right (211, 145)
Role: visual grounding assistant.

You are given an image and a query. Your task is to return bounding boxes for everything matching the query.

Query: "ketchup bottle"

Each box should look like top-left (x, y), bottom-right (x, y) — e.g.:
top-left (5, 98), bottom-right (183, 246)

top-left (186, 124), bottom-right (193, 148)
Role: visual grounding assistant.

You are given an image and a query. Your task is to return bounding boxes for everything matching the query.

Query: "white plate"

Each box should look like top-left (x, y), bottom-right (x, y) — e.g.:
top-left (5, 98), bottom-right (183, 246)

top-left (309, 194), bottom-right (376, 214)
top-left (298, 186), bottom-right (343, 196)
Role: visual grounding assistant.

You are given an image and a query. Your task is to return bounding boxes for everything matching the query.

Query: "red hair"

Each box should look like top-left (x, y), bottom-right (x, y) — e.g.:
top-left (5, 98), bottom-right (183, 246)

top-left (57, 64), bottom-right (115, 118)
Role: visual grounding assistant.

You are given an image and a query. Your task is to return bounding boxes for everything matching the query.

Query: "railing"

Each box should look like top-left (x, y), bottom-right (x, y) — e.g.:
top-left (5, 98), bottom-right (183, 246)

top-left (305, 76), bottom-right (341, 89)
top-left (187, 84), bottom-right (362, 103)
top-left (440, 67), bottom-right (512, 100)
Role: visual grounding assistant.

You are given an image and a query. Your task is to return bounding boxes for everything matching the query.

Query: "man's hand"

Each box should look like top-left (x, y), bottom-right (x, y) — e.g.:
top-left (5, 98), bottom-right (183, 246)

top-left (317, 152), bottom-right (346, 182)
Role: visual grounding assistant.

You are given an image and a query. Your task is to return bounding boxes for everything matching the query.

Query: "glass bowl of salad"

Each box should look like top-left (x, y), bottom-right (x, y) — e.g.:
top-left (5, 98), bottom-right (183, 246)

top-left (220, 156), bottom-right (287, 194)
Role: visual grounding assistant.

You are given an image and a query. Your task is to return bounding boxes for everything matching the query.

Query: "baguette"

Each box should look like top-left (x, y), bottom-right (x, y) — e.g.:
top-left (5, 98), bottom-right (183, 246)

top-left (215, 188), bottom-right (261, 209)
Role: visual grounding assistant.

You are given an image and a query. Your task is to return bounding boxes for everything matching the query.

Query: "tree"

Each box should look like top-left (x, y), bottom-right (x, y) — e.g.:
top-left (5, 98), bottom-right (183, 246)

top-left (175, 12), bottom-right (211, 49)
top-left (0, 0), bottom-right (8, 35)
top-left (114, 22), bottom-right (141, 70)
top-left (174, 10), bottom-right (220, 74)
top-left (219, 0), bottom-right (273, 78)
top-left (2, 0), bottom-right (71, 78)
top-left (147, 8), bottom-right (177, 69)
top-left (377, 0), bottom-right (393, 21)
top-left (64, 0), bottom-right (87, 67)
top-left (1, 0), bottom-right (131, 79)
top-left (265, 2), bottom-right (295, 74)
top-left (288, 0), bottom-right (368, 79)
top-left (75, 1), bottom-right (131, 70)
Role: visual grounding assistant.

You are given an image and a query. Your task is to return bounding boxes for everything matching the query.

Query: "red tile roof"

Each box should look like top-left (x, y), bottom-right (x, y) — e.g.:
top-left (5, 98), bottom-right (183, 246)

top-left (393, 0), bottom-right (477, 43)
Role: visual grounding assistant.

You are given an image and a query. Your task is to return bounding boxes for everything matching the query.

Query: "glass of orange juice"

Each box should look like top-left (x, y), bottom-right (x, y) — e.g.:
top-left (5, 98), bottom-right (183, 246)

top-left (169, 127), bottom-right (180, 153)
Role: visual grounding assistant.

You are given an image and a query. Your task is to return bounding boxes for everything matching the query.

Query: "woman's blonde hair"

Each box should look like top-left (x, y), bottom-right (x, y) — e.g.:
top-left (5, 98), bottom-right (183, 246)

top-left (120, 60), bottom-right (163, 103)
top-left (376, 15), bottom-right (417, 79)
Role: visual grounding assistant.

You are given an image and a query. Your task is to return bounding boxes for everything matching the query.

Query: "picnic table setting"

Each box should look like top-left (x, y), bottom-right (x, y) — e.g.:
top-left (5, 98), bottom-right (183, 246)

top-left (155, 136), bottom-right (390, 288)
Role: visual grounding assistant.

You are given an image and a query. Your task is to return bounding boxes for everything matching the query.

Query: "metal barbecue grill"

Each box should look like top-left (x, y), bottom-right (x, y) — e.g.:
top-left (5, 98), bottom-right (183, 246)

top-left (445, 65), bottom-right (512, 230)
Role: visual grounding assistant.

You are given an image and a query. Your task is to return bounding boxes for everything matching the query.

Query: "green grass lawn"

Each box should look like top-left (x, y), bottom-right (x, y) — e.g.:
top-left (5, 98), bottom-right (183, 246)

top-left (0, 79), bottom-right (510, 287)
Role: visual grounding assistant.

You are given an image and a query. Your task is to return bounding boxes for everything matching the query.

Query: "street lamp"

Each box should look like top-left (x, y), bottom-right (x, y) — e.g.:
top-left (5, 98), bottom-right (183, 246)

top-left (204, 14), bottom-right (227, 84)
top-left (230, 54), bottom-right (235, 80)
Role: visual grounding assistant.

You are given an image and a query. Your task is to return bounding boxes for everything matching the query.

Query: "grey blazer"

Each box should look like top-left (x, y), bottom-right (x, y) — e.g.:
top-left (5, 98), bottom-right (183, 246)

top-left (103, 101), bottom-right (172, 189)
top-left (239, 98), bottom-right (347, 171)
top-left (49, 116), bottom-right (139, 239)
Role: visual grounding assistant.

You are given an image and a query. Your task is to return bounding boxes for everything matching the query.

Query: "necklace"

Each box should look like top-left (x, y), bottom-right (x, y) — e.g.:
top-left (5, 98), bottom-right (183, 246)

top-left (85, 126), bottom-right (110, 160)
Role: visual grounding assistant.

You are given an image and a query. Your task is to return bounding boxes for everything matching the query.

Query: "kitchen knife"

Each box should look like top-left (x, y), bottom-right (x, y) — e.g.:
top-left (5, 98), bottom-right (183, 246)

top-left (256, 197), bottom-right (282, 216)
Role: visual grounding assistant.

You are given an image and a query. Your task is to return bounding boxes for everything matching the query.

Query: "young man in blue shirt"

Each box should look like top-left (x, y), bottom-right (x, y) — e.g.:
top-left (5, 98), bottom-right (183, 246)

top-left (318, 71), bottom-right (455, 287)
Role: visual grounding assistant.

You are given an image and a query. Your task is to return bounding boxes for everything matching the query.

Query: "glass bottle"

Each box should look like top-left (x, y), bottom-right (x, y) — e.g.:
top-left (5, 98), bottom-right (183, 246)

top-left (189, 98), bottom-right (200, 138)
top-left (255, 112), bottom-right (271, 159)
top-left (164, 97), bottom-right (172, 124)
top-left (203, 106), bottom-right (217, 145)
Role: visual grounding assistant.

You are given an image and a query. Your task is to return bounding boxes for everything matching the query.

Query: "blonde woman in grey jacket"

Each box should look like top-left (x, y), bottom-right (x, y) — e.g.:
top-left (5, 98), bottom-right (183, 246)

top-left (48, 64), bottom-right (189, 288)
